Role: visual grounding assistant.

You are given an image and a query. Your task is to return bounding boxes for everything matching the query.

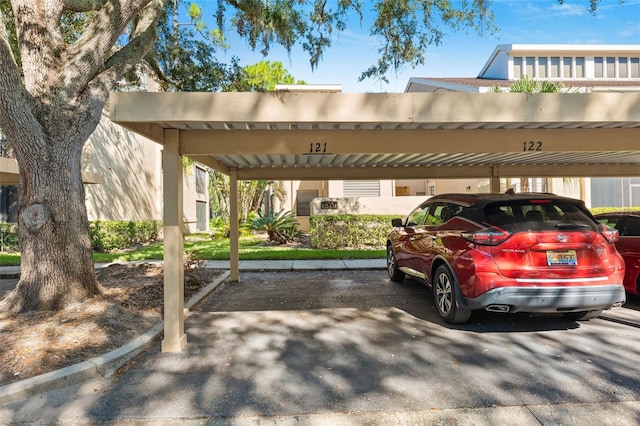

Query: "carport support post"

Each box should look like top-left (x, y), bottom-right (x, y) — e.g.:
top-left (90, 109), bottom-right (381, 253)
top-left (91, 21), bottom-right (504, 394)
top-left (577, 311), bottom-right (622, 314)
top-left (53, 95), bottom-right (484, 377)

top-left (230, 168), bottom-right (240, 282)
top-left (161, 129), bottom-right (187, 353)
top-left (490, 167), bottom-right (501, 193)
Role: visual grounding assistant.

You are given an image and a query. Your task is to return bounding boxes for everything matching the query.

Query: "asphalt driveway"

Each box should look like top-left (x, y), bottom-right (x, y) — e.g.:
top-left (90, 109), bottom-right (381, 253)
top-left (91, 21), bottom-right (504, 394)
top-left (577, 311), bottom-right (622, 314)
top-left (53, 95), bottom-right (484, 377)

top-left (4, 269), bottom-right (640, 424)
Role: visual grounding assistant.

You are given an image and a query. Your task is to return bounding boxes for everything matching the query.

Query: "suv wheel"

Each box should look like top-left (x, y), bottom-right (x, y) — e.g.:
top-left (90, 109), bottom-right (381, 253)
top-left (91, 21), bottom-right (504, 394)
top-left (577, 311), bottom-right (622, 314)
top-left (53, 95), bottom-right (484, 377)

top-left (433, 265), bottom-right (471, 324)
top-left (387, 244), bottom-right (405, 282)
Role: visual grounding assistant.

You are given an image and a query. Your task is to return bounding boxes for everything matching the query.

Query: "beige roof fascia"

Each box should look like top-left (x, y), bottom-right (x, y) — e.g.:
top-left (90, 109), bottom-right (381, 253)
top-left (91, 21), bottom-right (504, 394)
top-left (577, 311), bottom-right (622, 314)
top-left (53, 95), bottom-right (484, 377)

top-left (0, 157), bottom-right (102, 185)
top-left (109, 91), bottom-right (640, 180)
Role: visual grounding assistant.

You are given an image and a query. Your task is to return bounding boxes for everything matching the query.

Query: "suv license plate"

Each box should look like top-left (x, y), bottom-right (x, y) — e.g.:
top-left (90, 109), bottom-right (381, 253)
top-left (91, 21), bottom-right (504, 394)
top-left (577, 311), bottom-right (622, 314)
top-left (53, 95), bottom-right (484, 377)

top-left (547, 250), bottom-right (577, 266)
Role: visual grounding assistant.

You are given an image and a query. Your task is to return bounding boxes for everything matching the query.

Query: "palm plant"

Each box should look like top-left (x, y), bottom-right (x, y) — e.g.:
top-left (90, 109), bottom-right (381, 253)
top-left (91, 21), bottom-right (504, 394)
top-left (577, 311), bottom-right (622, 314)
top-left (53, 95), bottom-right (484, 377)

top-left (490, 75), bottom-right (565, 93)
top-left (245, 210), bottom-right (300, 244)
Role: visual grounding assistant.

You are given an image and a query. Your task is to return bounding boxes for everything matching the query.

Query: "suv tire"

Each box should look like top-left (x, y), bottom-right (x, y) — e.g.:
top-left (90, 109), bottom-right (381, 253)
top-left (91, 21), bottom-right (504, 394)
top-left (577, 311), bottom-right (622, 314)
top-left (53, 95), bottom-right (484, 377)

top-left (387, 244), bottom-right (405, 282)
top-left (433, 265), bottom-right (471, 324)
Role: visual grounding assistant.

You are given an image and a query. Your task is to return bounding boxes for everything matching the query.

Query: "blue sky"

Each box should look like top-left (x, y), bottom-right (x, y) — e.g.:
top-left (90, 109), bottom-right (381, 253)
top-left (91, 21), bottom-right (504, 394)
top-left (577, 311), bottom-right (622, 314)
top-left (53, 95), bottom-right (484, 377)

top-left (209, 0), bottom-right (640, 92)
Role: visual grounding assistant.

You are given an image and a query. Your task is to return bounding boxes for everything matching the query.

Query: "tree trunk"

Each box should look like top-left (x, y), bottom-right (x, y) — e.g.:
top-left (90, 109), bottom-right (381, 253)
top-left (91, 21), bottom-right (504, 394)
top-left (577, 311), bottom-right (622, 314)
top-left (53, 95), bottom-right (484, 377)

top-left (0, 139), bottom-right (101, 313)
top-left (267, 230), bottom-right (287, 245)
top-left (0, 0), bottom-right (165, 313)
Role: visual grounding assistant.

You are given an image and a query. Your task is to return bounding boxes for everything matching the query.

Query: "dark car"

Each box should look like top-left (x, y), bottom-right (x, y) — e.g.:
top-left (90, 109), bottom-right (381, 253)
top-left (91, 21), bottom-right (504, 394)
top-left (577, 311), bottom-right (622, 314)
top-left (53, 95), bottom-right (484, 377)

top-left (386, 192), bottom-right (626, 324)
top-left (594, 212), bottom-right (640, 296)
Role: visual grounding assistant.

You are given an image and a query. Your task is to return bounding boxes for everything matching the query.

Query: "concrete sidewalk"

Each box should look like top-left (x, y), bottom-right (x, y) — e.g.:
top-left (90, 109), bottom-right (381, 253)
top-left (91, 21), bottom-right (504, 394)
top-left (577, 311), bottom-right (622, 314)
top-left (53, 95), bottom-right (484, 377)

top-left (0, 258), bottom-right (386, 278)
top-left (203, 258), bottom-right (386, 271)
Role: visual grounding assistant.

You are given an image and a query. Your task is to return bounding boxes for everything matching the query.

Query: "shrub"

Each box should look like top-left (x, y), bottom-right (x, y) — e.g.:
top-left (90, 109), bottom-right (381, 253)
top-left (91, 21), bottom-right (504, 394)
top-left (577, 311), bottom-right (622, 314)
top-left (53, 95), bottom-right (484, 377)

top-left (209, 216), bottom-right (226, 230)
top-left (590, 206), bottom-right (640, 216)
top-left (90, 220), bottom-right (161, 252)
top-left (0, 222), bottom-right (19, 252)
top-left (210, 216), bottom-right (253, 238)
top-left (310, 214), bottom-right (397, 249)
top-left (245, 210), bottom-right (300, 244)
top-left (2, 220), bottom-right (161, 253)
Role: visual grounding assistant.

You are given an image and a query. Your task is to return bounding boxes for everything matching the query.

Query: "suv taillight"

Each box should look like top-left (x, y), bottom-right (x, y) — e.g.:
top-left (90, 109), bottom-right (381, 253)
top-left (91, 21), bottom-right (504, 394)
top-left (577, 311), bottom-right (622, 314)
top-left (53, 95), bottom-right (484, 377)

top-left (462, 227), bottom-right (512, 246)
top-left (600, 224), bottom-right (619, 243)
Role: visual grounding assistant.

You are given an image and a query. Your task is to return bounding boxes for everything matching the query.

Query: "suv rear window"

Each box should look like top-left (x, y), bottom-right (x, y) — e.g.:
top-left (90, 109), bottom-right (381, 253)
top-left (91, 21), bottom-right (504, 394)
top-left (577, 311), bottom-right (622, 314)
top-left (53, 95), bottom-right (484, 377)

top-left (483, 200), bottom-right (598, 232)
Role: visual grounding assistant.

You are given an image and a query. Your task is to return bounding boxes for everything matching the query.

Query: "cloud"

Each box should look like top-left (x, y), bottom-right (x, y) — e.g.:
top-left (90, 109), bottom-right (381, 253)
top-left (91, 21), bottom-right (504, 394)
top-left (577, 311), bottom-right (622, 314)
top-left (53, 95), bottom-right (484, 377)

top-left (617, 22), bottom-right (640, 38)
top-left (549, 3), bottom-right (589, 16)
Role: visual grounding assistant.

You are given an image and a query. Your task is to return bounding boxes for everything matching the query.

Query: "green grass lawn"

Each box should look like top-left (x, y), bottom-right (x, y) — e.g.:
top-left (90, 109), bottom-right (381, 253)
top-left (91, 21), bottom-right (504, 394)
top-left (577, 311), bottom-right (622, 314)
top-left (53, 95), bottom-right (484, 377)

top-left (0, 235), bottom-right (385, 266)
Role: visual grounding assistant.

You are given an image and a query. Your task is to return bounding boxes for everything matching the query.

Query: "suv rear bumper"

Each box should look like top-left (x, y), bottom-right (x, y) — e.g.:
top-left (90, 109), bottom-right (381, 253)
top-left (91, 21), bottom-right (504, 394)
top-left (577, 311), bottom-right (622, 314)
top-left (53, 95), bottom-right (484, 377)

top-left (465, 284), bottom-right (626, 313)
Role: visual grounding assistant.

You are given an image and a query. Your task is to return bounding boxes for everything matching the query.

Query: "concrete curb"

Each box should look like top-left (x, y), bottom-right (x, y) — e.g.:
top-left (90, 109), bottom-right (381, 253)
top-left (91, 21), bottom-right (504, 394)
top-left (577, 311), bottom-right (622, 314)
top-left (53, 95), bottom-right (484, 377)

top-left (1, 259), bottom-right (386, 278)
top-left (203, 259), bottom-right (386, 271)
top-left (0, 260), bottom-right (165, 279)
top-left (0, 270), bottom-right (230, 404)
top-left (210, 401), bottom-right (640, 426)
top-left (0, 265), bottom-right (20, 278)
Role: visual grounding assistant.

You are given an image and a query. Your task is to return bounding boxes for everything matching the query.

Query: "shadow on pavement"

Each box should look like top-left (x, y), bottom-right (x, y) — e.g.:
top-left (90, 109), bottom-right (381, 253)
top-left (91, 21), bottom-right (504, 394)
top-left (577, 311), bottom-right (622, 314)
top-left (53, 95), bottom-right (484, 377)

top-left (4, 270), bottom-right (640, 424)
top-left (195, 270), bottom-right (582, 333)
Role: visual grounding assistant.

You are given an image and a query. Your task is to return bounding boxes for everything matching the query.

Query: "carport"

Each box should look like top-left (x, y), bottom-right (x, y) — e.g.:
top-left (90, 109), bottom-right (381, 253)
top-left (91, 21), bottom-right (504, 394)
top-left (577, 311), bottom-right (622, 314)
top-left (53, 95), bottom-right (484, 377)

top-left (109, 91), bottom-right (640, 352)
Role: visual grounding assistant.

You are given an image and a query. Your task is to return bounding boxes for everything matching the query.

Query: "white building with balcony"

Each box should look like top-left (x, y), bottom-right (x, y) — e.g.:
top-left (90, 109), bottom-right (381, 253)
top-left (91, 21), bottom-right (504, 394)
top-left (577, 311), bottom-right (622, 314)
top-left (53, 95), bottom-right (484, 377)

top-left (277, 44), bottom-right (640, 229)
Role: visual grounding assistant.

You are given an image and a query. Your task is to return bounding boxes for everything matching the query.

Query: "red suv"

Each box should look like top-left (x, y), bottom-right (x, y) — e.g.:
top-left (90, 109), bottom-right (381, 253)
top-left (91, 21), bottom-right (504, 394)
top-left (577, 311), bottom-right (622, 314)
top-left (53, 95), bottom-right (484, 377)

top-left (594, 212), bottom-right (640, 296)
top-left (387, 193), bottom-right (626, 324)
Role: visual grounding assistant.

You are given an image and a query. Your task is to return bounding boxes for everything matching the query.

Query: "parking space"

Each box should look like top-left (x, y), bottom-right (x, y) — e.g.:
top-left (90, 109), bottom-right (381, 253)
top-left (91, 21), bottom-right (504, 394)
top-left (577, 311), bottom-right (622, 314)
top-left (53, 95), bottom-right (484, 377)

top-left (51, 270), bottom-right (639, 422)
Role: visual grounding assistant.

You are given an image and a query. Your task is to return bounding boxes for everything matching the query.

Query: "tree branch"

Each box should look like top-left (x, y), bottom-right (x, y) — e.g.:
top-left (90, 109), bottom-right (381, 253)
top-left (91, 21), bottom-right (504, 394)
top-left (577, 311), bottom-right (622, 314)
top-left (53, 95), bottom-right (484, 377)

top-left (10, 0), bottom-right (66, 97)
top-left (62, 0), bottom-right (163, 96)
top-left (62, 0), bottom-right (109, 13)
top-left (0, 6), bottom-right (40, 142)
top-left (142, 53), bottom-right (179, 90)
top-left (102, 1), bottom-right (163, 81)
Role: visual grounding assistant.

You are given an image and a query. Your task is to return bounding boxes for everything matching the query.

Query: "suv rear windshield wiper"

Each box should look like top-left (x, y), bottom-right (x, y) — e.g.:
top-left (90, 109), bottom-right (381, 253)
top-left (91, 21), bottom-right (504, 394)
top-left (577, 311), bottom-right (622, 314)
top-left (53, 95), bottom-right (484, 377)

top-left (553, 222), bottom-right (592, 230)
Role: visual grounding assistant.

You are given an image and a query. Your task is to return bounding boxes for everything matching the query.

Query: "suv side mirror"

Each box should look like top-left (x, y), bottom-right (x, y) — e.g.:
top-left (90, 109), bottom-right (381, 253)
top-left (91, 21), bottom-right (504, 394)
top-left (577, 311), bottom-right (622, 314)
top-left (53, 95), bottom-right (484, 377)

top-left (391, 218), bottom-right (404, 227)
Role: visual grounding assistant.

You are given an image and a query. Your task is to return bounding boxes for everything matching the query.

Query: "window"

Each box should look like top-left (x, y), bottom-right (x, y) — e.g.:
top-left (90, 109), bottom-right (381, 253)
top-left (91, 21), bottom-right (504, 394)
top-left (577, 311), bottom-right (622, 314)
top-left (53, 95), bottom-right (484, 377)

top-left (196, 201), bottom-right (207, 232)
top-left (428, 203), bottom-right (463, 225)
top-left (538, 57), bottom-right (547, 78)
top-left (596, 215), bottom-right (622, 227)
top-left (606, 57), bottom-right (615, 78)
top-left (621, 217), bottom-right (640, 237)
top-left (618, 57), bottom-right (628, 78)
top-left (485, 204), bottom-right (518, 227)
top-left (575, 57), bottom-right (585, 78)
top-left (296, 190), bottom-right (318, 217)
top-left (513, 57), bottom-right (523, 78)
top-left (550, 57), bottom-right (560, 78)
top-left (631, 58), bottom-right (640, 78)
top-left (562, 57), bottom-right (572, 78)
top-left (525, 57), bottom-right (535, 77)
top-left (0, 185), bottom-right (18, 222)
top-left (195, 166), bottom-right (207, 195)
top-left (484, 200), bottom-right (597, 232)
top-left (594, 57), bottom-right (604, 78)
top-left (407, 205), bottom-right (430, 226)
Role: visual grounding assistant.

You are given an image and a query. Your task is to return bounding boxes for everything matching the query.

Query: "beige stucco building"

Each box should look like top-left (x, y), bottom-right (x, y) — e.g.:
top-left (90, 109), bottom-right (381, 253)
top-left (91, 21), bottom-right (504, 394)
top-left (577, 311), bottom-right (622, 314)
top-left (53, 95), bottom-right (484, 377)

top-left (83, 115), bottom-right (210, 233)
top-left (1, 114), bottom-right (209, 234)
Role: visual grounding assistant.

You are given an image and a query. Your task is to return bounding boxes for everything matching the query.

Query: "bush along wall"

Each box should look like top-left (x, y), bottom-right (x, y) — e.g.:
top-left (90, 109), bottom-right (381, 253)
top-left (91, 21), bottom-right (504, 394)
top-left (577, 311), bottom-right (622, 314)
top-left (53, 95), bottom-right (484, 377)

top-left (590, 207), bottom-right (640, 216)
top-left (309, 214), bottom-right (399, 249)
top-left (89, 220), bottom-right (161, 252)
top-left (0, 222), bottom-right (19, 252)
